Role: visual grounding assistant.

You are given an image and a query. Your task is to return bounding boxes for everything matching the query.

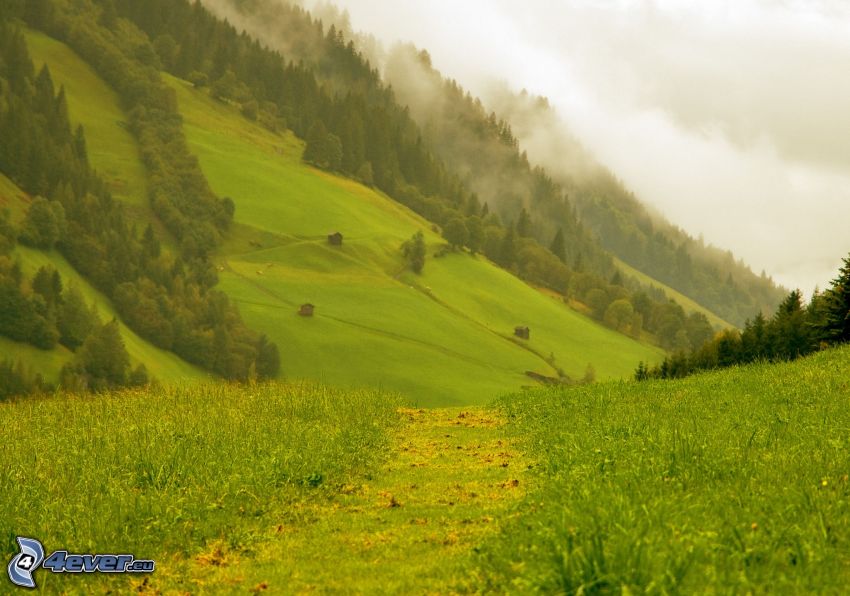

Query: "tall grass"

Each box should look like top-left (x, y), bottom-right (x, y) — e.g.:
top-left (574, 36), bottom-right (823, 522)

top-left (480, 345), bottom-right (850, 593)
top-left (0, 383), bottom-right (402, 561)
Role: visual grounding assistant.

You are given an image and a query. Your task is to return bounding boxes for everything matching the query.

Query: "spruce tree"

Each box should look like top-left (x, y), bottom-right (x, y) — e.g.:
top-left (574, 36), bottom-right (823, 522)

top-left (822, 254), bottom-right (850, 343)
top-left (402, 231), bottom-right (426, 274)
top-left (549, 227), bottom-right (566, 263)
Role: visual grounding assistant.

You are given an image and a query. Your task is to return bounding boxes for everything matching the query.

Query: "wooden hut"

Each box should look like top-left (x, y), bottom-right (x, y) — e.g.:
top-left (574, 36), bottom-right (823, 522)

top-left (514, 326), bottom-right (530, 340)
top-left (327, 232), bottom-right (343, 246)
top-left (299, 304), bottom-right (315, 317)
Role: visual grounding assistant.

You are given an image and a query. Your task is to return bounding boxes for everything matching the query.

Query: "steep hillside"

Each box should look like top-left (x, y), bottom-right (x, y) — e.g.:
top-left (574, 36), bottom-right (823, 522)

top-left (0, 37), bottom-right (207, 384)
top-left (167, 74), bottom-right (664, 405)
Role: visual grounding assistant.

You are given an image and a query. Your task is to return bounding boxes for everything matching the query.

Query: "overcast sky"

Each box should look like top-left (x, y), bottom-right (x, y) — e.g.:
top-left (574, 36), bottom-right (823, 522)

top-left (320, 0), bottom-right (850, 293)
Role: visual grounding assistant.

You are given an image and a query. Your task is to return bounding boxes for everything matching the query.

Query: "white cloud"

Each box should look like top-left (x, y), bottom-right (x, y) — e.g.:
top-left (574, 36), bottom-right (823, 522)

top-left (323, 0), bottom-right (850, 292)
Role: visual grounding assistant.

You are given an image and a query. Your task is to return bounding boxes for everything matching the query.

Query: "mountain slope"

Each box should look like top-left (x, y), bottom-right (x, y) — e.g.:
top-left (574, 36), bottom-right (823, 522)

top-left (167, 74), bottom-right (664, 405)
top-left (2, 22), bottom-right (663, 404)
top-left (0, 176), bottom-right (207, 383)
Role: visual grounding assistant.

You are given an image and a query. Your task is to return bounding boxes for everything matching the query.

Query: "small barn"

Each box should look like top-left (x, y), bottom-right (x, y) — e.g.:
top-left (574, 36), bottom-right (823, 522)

top-left (299, 304), bottom-right (315, 317)
top-left (514, 326), bottom-right (530, 340)
top-left (327, 232), bottom-right (343, 246)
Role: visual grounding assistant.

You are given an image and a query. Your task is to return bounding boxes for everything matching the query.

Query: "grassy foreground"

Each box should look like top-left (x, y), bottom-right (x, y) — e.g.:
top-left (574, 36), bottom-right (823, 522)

top-left (0, 383), bottom-right (403, 593)
top-left (483, 344), bottom-right (850, 592)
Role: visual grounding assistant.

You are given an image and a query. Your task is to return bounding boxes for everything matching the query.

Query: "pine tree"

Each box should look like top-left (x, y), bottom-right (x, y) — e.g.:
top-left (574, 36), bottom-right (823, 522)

top-left (402, 231), bottom-right (426, 273)
top-left (303, 120), bottom-right (330, 167)
top-left (443, 217), bottom-right (468, 249)
top-left (549, 227), bottom-right (566, 263)
top-left (77, 319), bottom-right (130, 389)
top-left (773, 290), bottom-right (811, 360)
top-left (58, 285), bottom-right (100, 350)
top-left (821, 254), bottom-right (850, 343)
top-left (516, 208), bottom-right (532, 237)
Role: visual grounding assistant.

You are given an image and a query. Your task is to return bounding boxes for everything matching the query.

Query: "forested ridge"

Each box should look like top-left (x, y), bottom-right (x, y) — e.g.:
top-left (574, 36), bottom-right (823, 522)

top-left (0, 8), bottom-right (280, 389)
top-left (272, 2), bottom-right (784, 327)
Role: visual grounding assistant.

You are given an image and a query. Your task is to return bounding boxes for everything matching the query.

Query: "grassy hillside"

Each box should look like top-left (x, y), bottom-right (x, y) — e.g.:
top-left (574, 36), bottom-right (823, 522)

top-left (4, 30), bottom-right (663, 402)
top-left (0, 176), bottom-right (206, 383)
top-left (166, 74), bottom-right (664, 405)
top-left (616, 256), bottom-right (733, 329)
top-left (23, 28), bottom-right (177, 249)
top-left (24, 29), bottom-right (148, 210)
top-left (485, 344), bottom-right (850, 592)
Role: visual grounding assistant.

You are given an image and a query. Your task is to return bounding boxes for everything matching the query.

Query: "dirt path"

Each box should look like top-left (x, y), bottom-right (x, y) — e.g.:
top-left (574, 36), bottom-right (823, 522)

top-left (178, 406), bottom-right (528, 593)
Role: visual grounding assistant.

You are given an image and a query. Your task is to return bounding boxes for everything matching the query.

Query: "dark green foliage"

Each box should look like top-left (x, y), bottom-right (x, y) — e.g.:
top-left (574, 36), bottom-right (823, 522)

top-left (0, 257), bottom-right (59, 349)
top-left (0, 359), bottom-right (45, 400)
top-left (57, 285), bottom-right (99, 350)
top-left (820, 256), bottom-right (850, 343)
top-left (0, 210), bottom-right (16, 255)
top-left (639, 254), bottom-right (850, 380)
top-left (127, 363), bottom-right (149, 387)
top-left (549, 227), bottom-right (566, 263)
top-left (255, 333), bottom-right (281, 379)
top-left (31, 265), bottom-right (62, 306)
top-left (303, 120), bottom-right (342, 170)
top-left (0, 15), bottom-right (279, 381)
top-left (443, 217), bottom-right (468, 249)
top-left (61, 319), bottom-right (130, 391)
top-left (402, 231), bottom-right (426, 274)
top-left (18, 197), bottom-right (66, 249)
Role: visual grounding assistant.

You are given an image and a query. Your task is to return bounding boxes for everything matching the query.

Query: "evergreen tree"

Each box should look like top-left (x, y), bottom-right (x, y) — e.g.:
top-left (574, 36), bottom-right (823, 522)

top-left (821, 254), bottom-right (850, 344)
top-left (773, 290), bottom-right (811, 359)
top-left (303, 120), bottom-right (331, 167)
top-left (73, 319), bottom-right (130, 390)
top-left (58, 285), bottom-right (100, 350)
top-left (402, 231), bottom-right (426, 274)
top-left (516, 208), bottom-right (532, 237)
top-left (465, 216), bottom-right (483, 254)
top-left (31, 265), bottom-right (62, 309)
top-left (443, 217), bottom-right (468, 249)
top-left (549, 227), bottom-right (566, 263)
top-left (19, 197), bottom-right (66, 249)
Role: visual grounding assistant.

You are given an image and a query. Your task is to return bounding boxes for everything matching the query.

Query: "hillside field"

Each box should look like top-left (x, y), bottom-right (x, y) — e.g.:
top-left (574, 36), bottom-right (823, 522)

top-left (166, 73), bottom-right (664, 405)
top-left (1, 30), bottom-right (669, 405)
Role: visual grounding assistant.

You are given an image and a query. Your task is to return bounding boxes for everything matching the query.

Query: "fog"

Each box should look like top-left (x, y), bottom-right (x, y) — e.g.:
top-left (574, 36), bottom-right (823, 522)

top-left (310, 0), bottom-right (850, 293)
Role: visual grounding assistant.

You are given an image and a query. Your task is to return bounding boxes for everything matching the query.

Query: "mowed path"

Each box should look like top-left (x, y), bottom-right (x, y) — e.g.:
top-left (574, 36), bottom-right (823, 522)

top-left (168, 407), bottom-right (528, 594)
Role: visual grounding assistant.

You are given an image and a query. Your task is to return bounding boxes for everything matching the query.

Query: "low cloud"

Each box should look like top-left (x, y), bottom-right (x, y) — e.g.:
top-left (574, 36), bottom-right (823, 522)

top-left (315, 0), bottom-right (850, 292)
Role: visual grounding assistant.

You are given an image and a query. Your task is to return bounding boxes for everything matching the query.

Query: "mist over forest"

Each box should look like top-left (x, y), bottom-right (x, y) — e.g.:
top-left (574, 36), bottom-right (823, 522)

top-left (289, 0), bottom-right (850, 295)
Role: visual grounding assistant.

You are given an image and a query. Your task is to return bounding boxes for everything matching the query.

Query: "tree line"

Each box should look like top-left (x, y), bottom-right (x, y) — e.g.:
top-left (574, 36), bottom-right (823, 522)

top-left (0, 212), bottom-right (147, 398)
top-left (0, 16), bottom-right (279, 387)
top-left (637, 254), bottom-right (850, 381)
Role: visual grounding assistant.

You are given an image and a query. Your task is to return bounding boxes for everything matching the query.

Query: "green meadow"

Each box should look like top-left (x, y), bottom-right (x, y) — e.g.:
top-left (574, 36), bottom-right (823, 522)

top-left (0, 383), bottom-right (403, 594)
top-left (167, 74), bottom-right (664, 405)
top-left (2, 347), bottom-right (847, 592)
top-left (25, 29), bottom-right (149, 212)
top-left (485, 344), bottom-right (850, 592)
